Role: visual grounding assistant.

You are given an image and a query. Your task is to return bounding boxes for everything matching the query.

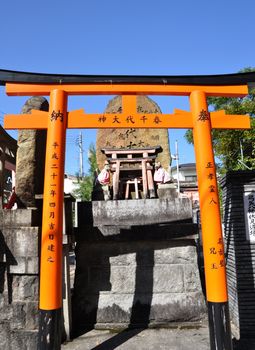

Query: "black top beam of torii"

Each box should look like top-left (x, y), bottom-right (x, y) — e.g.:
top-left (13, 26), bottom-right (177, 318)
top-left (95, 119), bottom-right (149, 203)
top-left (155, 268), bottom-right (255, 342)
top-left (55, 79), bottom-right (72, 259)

top-left (0, 69), bottom-right (255, 87)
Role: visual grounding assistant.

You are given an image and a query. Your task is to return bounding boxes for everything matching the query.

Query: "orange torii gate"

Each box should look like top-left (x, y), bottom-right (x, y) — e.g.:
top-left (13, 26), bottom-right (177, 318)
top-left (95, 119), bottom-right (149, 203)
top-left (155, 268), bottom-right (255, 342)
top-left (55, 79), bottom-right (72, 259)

top-left (2, 70), bottom-right (253, 350)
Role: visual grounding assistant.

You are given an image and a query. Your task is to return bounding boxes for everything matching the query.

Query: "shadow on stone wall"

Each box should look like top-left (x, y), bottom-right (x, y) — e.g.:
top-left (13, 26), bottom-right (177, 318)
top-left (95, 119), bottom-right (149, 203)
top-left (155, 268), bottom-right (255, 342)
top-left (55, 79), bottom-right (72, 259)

top-left (73, 246), bottom-right (155, 349)
top-left (72, 234), bottom-right (154, 337)
top-left (71, 213), bottom-right (205, 350)
top-left (0, 230), bottom-right (17, 301)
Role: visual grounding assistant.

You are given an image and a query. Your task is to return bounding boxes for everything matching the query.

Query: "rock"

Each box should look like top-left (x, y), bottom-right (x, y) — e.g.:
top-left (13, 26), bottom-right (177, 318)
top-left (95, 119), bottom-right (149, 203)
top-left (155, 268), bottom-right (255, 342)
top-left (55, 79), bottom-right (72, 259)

top-left (157, 184), bottom-right (178, 199)
top-left (96, 96), bottom-right (171, 170)
top-left (15, 96), bottom-right (48, 208)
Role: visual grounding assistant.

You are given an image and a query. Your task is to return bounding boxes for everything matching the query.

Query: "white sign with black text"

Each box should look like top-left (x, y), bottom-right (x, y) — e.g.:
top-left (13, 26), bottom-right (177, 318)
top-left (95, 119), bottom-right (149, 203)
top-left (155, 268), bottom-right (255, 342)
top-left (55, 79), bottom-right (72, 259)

top-left (244, 186), bottom-right (255, 242)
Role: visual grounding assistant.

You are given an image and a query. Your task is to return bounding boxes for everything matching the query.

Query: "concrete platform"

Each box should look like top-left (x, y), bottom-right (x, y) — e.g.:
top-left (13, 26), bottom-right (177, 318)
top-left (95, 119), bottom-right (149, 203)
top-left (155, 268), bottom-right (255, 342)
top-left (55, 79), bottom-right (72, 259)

top-left (62, 326), bottom-right (255, 350)
top-left (92, 198), bottom-right (192, 226)
top-left (62, 327), bottom-right (210, 350)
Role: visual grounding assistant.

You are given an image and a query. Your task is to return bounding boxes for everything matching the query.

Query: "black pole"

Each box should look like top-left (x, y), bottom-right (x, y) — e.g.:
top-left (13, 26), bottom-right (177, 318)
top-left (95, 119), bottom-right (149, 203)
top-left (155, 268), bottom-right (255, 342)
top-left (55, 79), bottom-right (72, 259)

top-left (38, 309), bottom-right (62, 350)
top-left (208, 301), bottom-right (233, 350)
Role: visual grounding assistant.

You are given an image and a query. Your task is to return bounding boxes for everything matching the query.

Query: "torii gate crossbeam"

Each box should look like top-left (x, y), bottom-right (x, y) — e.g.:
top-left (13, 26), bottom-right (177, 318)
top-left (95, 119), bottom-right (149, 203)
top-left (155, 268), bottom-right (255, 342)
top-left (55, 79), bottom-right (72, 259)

top-left (2, 70), bottom-right (253, 350)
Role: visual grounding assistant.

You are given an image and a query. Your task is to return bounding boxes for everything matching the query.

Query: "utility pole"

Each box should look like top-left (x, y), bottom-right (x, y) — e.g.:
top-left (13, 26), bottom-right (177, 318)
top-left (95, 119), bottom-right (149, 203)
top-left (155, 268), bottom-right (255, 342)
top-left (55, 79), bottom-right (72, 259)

top-left (78, 132), bottom-right (84, 178)
top-left (175, 140), bottom-right (180, 194)
top-left (240, 138), bottom-right (244, 162)
top-left (238, 138), bottom-right (252, 170)
top-left (171, 140), bottom-right (180, 194)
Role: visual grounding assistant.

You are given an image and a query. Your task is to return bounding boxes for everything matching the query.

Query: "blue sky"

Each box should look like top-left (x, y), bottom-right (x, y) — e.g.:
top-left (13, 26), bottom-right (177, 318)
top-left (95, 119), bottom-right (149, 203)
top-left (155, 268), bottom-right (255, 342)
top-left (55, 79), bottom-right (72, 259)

top-left (0, 0), bottom-right (254, 174)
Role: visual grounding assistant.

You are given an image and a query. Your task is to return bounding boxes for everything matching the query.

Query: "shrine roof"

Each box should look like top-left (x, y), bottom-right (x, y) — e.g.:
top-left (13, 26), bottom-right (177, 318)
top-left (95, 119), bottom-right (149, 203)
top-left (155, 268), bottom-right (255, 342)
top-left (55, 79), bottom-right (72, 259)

top-left (0, 69), bottom-right (255, 87)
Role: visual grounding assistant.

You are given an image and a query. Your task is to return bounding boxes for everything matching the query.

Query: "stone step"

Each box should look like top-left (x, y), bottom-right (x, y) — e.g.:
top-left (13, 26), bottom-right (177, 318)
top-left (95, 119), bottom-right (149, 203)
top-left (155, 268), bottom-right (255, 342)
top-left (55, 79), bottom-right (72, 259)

top-left (0, 209), bottom-right (41, 227)
top-left (92, 198), bottom-right (192, 227)
top-left (0, 226), bottom-right (39, 274)
top-left (1, 226), bottom-right (39, 255)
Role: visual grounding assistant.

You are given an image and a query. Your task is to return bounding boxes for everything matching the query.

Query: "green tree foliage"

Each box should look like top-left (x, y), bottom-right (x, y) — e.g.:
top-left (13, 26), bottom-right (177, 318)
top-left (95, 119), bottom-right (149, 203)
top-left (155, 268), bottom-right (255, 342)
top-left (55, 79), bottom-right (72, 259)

top-left (73, 143), bottom-right (98, 201)
top-left (185, 68), bottom-right (255, 173)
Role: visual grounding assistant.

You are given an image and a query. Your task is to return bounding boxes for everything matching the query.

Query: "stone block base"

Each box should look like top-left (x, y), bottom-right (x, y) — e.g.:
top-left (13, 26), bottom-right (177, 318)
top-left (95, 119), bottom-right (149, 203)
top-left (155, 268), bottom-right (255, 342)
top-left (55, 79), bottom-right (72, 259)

top-left (72, 234), bottom-right (206, 335)
top-left (0, 209), bottom-right (40, 350)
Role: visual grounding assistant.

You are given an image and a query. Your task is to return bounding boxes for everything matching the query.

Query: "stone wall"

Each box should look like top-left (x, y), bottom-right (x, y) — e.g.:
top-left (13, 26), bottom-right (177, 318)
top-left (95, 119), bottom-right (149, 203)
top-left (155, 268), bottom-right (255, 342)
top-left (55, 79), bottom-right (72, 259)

top-left (0, 201), bottom-right (207, 347)
top-left (220, 171), bottom-right (255, 340)
top-left (0, 209), bottom-right (40, 350)
top-left (72, 204), bottom-right (207, 336)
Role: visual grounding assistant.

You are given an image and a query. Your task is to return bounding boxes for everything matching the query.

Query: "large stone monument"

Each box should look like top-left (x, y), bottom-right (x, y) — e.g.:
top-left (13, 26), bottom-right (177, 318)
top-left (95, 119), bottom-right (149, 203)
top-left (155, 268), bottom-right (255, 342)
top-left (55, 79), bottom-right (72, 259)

top-left (96, 96), bottom-right (171, 170)
top-left (15, 96), bottom-right (48, 208)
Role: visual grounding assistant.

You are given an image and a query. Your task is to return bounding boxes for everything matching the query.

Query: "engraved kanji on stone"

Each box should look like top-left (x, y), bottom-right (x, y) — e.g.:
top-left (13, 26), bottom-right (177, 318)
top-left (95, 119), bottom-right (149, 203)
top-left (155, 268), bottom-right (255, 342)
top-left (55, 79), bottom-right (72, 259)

top-left (126, 129), bottom-right (136, 138)
top-left (137, 140), bottom-right (145, 147)
top-left (127, 141), bottom-right (137, 149)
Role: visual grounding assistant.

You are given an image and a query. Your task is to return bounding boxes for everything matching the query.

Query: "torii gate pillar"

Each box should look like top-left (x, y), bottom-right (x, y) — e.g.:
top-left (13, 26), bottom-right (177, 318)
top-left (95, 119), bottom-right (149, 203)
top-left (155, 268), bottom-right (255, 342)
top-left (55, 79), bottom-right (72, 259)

top-left (191, 90), bottom-right (232, 350)
top-left (38, 89), bottom-right (67, 349)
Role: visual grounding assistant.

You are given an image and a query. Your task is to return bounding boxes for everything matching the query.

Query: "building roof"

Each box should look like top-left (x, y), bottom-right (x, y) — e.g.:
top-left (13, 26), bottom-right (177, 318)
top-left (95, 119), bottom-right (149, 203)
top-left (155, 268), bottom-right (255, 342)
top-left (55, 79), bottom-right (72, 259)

top-left (0, 125), bottom-right (17, 148)
top-left (171, 163), bottom-right (196, 171)
top-left (0, 125), bottom-right (17, 163)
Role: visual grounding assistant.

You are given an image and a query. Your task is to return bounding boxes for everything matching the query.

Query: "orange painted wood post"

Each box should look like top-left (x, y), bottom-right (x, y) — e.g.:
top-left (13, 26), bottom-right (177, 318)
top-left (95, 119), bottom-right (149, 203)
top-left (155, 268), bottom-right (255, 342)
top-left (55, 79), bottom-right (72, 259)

top-left (190, 90), bottom-right (232, 350)
top-left (39, 89), bottom-right (67, 350)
